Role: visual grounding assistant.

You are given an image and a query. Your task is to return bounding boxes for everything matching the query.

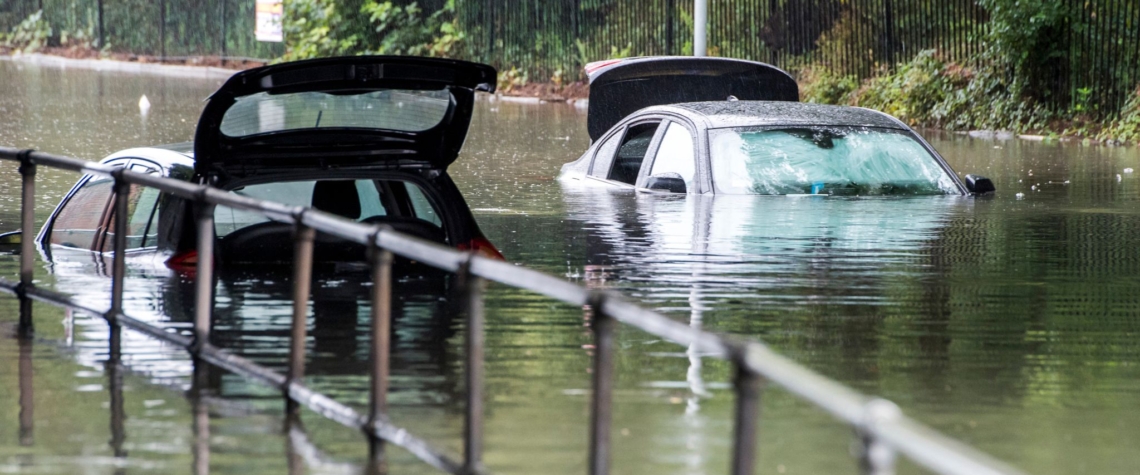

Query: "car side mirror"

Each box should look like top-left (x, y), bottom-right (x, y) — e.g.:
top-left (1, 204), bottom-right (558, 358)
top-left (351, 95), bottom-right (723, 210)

top-left (964, 174), bottom-right (995, 195)
top-left (0, 230), bottom-right (21, 244)
top-left (0, 230), bottom-right (22, 254)
top-left (645, 173), bottom-right (687, 193)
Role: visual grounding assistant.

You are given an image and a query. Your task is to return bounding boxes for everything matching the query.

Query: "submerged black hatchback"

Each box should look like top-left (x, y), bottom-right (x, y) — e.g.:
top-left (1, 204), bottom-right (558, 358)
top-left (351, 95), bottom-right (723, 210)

top-left (37, 56), bottom-right (503, 266)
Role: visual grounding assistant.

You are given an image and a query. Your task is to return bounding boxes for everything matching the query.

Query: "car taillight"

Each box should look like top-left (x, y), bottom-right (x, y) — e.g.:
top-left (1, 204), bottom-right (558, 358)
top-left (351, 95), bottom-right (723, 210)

top-left (459, 237), bottom-right (504, 260)
top-left (166, 250), bottom-right (199, 268)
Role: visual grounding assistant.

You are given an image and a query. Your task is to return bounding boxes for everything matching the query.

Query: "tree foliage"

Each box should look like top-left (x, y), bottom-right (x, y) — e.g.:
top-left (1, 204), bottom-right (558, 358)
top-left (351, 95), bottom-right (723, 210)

top-left (977, 0), bottom-right (1070, 103)
top-left (281, 0), bottom-right (465, 61)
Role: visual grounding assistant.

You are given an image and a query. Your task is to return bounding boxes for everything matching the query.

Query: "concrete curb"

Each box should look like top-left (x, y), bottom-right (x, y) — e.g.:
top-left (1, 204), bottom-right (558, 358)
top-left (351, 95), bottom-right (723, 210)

top-left (1, 53), bottom-right (237, 80)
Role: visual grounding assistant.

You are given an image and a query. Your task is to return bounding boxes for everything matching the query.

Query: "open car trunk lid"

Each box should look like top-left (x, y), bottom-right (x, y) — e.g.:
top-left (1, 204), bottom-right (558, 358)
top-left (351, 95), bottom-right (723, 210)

top-left (585, 56), bottom-right (798, 141)
top-left (195, 56), bottom-right (496, 178)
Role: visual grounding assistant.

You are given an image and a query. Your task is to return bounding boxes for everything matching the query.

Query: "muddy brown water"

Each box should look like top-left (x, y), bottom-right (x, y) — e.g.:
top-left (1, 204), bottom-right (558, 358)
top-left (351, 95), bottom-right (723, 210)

top-left (2, 59), bottom-right (1140, 474)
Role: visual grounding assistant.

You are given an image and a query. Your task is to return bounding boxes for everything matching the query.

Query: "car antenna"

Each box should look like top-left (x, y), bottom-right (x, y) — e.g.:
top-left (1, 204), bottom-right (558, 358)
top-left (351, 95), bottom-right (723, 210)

top-left (315, 110), bottom-right (324, 128)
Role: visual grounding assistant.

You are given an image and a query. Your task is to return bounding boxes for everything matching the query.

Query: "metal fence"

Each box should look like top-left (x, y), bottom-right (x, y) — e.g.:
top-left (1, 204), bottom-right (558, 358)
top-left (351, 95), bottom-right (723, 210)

top-left (457, 0), bottom-right (1140, 113)
top-left (0, 0), bottom-right (282, 60)
top-left (5, 1), bottom-right (1140, 113)
top-left (0, 146), bottom-right (1030, 475)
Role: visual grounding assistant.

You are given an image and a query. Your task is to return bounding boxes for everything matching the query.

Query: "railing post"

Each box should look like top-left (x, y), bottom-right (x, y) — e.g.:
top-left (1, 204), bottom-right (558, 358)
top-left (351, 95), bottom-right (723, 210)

top-left (587, 291), bottom-right (616, 475)
top-left (191, 361), bottom-right (211, 475)
top-left (109, 172), bottom-right (129, 317)
top-left (730, 346), bottom-right (764, 475)
top-left (367, 230), bottom-right (394, 469)
top-left (459, 254), bottom-right (486, 474)
top-left (193, 199), bottom-right (216, 353)
top-left (17, 149), bottom-right (36, 333)
top-left (857, 399), bottom-right (901, 475)
top-left (108, 324), bottom-right (127, 458)
top-left (106, 172), bottom-right (130, 376)
top-left (285, 414), bottom-right (306, 475)
top-left (18, 335), bottom-right (33, 446)
top-left (286, 218), bottom-right (315, 415)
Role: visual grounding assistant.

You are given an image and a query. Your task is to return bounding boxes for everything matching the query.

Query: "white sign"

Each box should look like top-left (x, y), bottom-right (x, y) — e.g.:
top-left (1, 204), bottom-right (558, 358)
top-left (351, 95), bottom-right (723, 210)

top-left (255, 0), bottom-right (283, 43)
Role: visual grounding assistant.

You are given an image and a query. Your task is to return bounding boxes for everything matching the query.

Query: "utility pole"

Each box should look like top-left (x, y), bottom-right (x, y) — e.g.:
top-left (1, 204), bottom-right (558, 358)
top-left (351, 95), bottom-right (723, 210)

top-left (694, 0), bottom-right (707, 56)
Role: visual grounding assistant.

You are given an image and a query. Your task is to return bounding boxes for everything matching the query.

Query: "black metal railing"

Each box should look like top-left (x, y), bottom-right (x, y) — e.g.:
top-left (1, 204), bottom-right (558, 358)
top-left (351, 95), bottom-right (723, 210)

top-left (0, 146), bottom-right (1028, 475)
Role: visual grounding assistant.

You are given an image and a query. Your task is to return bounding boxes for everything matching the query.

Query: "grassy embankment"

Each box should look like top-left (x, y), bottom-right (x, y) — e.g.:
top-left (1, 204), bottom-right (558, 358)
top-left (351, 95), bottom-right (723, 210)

top-left (793, 0), bottom-right (1140, 144)
top-left (797, 50), bottom-right (1140, 144)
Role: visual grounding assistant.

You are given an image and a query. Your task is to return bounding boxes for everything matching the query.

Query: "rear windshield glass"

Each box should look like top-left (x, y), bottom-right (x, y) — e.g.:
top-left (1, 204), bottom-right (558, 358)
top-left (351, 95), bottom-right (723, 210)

top-left (709, 126), bottom-right (958, 195)
top-left (219, 89), bottom-right (451, 137)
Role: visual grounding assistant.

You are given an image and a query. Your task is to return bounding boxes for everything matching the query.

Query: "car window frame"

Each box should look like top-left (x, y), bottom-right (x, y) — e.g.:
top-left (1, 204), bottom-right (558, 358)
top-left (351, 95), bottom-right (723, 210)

top-left (586, 116), bottom-right (666, 188)
top-left (41, 158), bottom-right (132, 255)
top-left (636, 118), bottom-right (702, 192)
top-left (97, 159), bottom-right (166, 254)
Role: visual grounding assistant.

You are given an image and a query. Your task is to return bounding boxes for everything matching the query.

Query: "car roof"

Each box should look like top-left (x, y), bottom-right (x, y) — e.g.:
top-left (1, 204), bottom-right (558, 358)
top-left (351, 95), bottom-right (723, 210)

top-left (655, 101), bottom-right (908, 130)
top-left (101, 144), bottom-right (196, 169)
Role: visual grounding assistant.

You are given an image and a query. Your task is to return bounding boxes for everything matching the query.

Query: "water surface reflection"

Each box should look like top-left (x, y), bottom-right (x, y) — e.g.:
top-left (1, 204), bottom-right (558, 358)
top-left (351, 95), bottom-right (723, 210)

top-left (4, 59), bottom-right (1140, 474)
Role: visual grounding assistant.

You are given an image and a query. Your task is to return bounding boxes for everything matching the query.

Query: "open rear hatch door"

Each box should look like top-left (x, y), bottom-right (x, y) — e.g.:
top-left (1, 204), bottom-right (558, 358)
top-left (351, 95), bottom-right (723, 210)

top-left (195, 56), bottom-right (496, 178)
top-left (585, 56), bottom-right (798, 141)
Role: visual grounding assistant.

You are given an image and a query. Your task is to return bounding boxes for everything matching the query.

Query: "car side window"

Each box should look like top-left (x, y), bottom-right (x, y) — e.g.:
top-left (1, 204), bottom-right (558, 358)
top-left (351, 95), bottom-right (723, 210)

top-left (589, 132), bottom-right (623, 178)
top-left (103, 165), bottom-right (162, 250)
top-left (608, 122), bottom-right (659, 185)
top-left (216, 181), bottom-right (316, 237)
top-left (647, 122), bottom-right (697, 188)
top-left (356, 180), bottom-right (389, 219)
top-left (216, 179), bottom-right (447, 237)
top-left (404, 184), bottom-right (443, 227)
top-left (50, 175), bottom-right (114, 250)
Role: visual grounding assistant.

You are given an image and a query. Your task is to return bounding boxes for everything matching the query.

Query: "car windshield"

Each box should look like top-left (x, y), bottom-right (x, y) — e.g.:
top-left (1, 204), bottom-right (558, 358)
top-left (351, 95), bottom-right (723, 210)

top-left (219, 89), bottom-right (451, 137)
top-left (709, 126), bottom-right (959, 195)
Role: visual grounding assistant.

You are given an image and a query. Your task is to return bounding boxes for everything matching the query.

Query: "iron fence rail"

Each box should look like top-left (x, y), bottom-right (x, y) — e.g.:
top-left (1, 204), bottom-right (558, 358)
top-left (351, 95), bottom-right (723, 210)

top-left (0, 146), bottom-right (1028, 475)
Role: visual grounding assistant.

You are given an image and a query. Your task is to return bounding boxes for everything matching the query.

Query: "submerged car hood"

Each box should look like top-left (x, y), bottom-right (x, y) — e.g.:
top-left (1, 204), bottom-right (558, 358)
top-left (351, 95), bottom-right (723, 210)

top-left (194, 56), bottom-right (496, 178)
top-left (585, 56), bottom-right (799, 141)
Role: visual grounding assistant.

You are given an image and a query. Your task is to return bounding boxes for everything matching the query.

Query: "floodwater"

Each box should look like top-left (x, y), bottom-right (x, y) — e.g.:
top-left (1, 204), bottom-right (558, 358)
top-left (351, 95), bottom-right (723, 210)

top-left (2, 59), bottom-right (1140, 475)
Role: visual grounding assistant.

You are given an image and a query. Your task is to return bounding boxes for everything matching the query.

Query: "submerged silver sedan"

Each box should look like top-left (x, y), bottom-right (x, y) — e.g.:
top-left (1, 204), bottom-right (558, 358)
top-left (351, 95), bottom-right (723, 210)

top-left (560, 56), bottom-right (995, 196)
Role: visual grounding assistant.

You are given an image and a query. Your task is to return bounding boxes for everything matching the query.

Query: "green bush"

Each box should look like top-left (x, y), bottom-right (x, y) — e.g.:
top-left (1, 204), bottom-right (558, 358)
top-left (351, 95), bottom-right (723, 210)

top-left (361, 0), bottom-right (465, 57)
top-left (849, 51), bottom-right (960, 125)
top-left (801, 49), bottom-right (1057, 133)
top-left (977, 0), bottom-right (1068, 104)
top-left (281, 0), bottom-right (466, 61)
top-left (1101, 88), bottom-right (1140, 144)
top-left (2, 10), bottom-right (52, 53)
top-left (280, 0), bottom-right (359, 61)
top-left (797, 65), bottom-right (857, 105)
top-left (280, 0), bottom-right (362, 61)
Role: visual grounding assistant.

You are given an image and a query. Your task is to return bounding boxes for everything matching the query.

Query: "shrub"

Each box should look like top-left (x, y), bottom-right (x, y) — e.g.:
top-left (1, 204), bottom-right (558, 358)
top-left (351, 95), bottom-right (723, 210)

top-left (280, 0), bottom-right (360, 61)
top-left (361, 0), bottom-right (466, 57)
top-left (3, 10), bottom-right (52, 54)
top-left (797, 65), bottom-right (857, 105)
top-left (1101, 88), bottom-right (1140, 144)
